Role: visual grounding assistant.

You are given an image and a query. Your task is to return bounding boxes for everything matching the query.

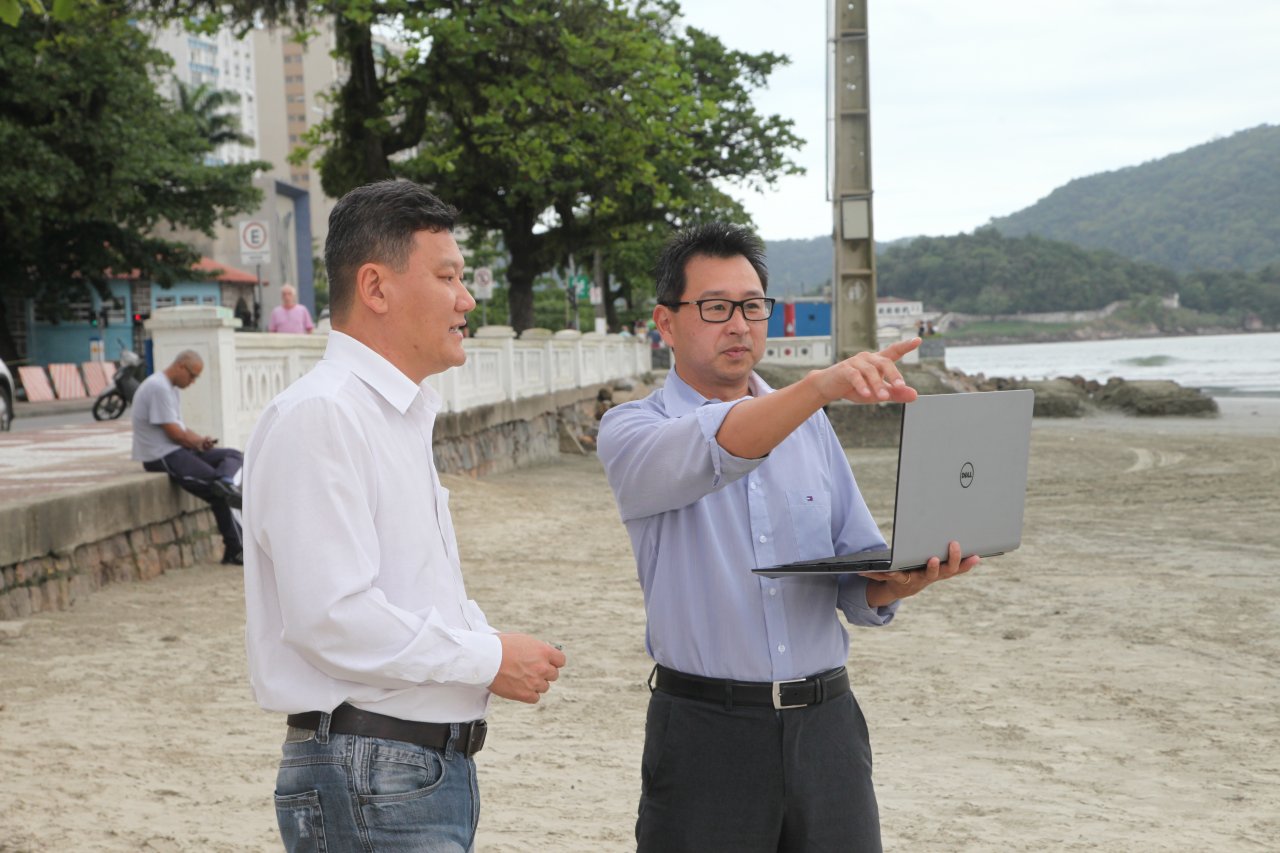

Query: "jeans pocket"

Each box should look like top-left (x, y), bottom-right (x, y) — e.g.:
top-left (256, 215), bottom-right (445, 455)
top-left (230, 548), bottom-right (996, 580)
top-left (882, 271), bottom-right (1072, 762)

top-left (274, 790), bottom-right (325, 853)
top-left (360, 743), bottom-right (476, 851)
top-left (363, 740), bottom-right (447, 803)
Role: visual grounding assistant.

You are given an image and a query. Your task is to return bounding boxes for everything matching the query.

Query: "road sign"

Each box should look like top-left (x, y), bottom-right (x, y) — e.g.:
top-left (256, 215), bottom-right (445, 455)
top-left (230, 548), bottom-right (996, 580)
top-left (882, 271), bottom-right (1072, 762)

top-left (238, 220), bottom-right (271, 265)
top-left (473, 266), bottom-right (494, 300)
top-left (570, 274), bottom-right (591, 299)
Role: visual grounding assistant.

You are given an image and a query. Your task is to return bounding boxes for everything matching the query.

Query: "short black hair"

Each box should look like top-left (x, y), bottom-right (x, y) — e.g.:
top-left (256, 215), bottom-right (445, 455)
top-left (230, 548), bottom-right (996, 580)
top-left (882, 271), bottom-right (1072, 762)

top-left (653, 222), bottom-right (768, 306)
top-left (324, 180), bottom-right (459, 321)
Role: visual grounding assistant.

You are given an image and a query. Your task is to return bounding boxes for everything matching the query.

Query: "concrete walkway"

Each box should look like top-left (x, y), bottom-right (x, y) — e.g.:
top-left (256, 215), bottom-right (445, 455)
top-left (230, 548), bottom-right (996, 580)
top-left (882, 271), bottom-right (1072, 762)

top-left (0, 409), bottom-right (134, 509)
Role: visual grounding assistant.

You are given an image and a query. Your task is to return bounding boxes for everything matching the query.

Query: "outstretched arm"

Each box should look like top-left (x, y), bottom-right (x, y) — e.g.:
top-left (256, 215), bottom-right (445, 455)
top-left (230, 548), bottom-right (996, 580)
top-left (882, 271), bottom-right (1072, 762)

top-left (717, 338), bottom-right (922, 459)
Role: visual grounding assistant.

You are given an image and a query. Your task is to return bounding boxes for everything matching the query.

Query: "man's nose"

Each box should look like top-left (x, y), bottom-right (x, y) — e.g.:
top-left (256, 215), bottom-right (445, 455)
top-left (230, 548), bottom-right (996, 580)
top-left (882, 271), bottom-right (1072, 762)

top-left (458, 281), bottom-right (477, 311)
top-left (724, 304), bottom-right (751, 332)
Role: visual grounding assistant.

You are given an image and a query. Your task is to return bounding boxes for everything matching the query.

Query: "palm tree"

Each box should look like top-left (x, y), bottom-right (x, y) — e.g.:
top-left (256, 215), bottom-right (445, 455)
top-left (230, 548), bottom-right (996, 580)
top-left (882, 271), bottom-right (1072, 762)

top-left (174, 80), bottom-right (254, 149)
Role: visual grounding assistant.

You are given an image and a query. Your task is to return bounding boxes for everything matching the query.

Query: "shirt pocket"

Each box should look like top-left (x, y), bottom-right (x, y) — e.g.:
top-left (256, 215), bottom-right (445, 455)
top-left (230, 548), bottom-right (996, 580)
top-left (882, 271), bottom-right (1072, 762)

top-left (785, 488), bottom-right (834, 561)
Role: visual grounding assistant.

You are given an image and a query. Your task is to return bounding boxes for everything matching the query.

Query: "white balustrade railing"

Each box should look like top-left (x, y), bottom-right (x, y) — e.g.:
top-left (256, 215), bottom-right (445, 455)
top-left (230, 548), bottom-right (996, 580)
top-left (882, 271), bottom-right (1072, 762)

top-left (145, 307), bottom-right (650, 448)
top-left (762, 336), bottom-right (835, 367)
top-left (763, 328), bottom-right (919, 368)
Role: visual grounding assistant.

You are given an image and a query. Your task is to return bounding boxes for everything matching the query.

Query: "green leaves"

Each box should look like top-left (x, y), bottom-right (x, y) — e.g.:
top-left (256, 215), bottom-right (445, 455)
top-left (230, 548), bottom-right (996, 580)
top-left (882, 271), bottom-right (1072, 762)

top-left (301, 0), bottom-right (800, 329)
top-left (0, 5), bottom-right (265, 334)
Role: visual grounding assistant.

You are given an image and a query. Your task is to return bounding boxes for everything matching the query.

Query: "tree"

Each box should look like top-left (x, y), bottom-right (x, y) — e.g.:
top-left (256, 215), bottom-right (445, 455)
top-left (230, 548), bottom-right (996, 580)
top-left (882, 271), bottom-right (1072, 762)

top-left (174, 80), bottom-right (254, 149)
top-left (306, 0), bottom-right (802, 331)
top-left (0, 5), bottom-right (267, 362)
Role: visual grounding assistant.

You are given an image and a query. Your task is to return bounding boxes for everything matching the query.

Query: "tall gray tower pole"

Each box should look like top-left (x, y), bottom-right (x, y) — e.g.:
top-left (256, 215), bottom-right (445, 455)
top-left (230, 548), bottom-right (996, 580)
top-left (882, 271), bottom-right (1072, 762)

top-left (829, 0), bottom-right (877, 360)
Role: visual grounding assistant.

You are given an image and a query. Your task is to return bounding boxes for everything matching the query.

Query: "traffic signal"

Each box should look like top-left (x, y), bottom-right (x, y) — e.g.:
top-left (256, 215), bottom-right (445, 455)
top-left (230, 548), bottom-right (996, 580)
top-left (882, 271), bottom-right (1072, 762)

top-left (132, 312), bottom-right (150, 326)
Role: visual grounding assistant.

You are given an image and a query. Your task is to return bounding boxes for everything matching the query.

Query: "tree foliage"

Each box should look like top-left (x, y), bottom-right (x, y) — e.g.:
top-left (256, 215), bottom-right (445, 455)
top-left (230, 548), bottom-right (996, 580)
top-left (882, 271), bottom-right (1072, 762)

top-left (877, 228), bottom-right (1180, 314)
top-left (989, 124), bottom-right (1280, 274)
top-left (306, 0), bottom-right (802, 330)
top-left (175, 80), bottom-right (254, 148)
top-left (0, 4), bottom-right (267, 361)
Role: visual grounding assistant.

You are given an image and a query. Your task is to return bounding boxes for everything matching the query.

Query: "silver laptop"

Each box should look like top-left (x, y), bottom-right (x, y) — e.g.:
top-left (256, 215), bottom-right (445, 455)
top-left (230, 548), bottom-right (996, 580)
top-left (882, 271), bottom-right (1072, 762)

top-left (753, 389), bottom-right (1034, 577)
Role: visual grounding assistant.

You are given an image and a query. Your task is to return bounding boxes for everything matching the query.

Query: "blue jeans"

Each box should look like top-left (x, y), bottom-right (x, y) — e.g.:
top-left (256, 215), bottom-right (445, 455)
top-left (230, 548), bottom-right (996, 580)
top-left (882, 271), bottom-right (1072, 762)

top-left (274, 714), bottom-right (480, 852)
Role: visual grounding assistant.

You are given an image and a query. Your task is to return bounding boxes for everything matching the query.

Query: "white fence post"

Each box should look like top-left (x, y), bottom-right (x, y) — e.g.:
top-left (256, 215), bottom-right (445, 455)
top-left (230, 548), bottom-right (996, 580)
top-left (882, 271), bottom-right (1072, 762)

top-left (145, 305), bottom-right (241, 445)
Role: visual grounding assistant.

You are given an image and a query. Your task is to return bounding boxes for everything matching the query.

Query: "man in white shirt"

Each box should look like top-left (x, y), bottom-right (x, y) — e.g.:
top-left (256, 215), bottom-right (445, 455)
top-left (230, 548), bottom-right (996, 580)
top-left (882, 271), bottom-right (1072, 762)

top-left (243, 180), bottom-right (566, 852)
top-left (131, 350), bottom-right (243, 565)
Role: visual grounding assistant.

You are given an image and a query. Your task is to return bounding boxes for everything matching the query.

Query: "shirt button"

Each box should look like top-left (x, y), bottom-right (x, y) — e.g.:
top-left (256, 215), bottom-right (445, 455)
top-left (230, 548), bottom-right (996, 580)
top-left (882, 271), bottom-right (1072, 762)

top-left (758, 535), bottom-right (767, 544)
top-left (769, 588), bottom-right (777, 596)
top-left (778, 644), bottom-right (786, 653)
top-left (750, 481), bottom-right (758, 490)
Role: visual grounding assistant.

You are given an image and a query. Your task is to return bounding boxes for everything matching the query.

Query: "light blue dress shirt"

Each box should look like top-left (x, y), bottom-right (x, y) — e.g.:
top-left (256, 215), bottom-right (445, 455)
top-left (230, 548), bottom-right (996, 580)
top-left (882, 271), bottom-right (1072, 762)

top-left (598, 369), bottom-right (897, 682)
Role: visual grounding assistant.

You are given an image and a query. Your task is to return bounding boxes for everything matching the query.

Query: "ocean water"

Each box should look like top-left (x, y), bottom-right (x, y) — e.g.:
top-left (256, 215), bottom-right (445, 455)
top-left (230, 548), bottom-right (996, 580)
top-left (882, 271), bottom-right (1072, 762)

top-left (944, 332), bottom-right (1280, 397)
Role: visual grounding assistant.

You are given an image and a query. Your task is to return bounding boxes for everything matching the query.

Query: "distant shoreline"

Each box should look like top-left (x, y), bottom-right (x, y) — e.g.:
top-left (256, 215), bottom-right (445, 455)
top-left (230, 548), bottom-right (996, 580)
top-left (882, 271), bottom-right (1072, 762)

top-left (941, 325), bottom-right (1271, 348)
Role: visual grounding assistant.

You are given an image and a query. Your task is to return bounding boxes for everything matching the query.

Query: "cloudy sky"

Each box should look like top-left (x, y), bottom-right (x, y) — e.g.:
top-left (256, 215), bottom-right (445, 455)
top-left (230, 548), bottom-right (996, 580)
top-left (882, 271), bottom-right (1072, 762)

top-left (677, 0), bottom-right (1280, 242)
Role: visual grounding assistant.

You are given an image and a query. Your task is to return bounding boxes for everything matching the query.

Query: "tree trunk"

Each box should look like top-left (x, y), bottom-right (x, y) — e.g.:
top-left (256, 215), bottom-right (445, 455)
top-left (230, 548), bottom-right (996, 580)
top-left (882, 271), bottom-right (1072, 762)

top-left (321, 17), bottom-right (394, 195)
top-left (506, 257), bottom-right (537, 333)
top-left (604, 270), bottom-right (617, 331)
top-left (503, 226), bottom-right (548, 333)
top-left (0, 298), bottom-right (20, 365)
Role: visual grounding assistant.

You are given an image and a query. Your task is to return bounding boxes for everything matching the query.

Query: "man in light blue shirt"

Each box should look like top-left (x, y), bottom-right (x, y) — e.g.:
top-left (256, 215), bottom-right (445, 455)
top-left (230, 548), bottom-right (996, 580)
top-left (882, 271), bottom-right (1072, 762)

top-left (598, 223), bottom-right (979, 852)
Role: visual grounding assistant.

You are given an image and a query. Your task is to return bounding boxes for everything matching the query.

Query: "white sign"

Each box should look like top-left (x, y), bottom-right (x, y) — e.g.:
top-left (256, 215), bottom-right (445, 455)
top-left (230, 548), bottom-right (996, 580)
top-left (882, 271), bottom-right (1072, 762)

top-left (238, 219), bottom-right (271, 266)
top-left (472, 266), bottom-right (494, 300)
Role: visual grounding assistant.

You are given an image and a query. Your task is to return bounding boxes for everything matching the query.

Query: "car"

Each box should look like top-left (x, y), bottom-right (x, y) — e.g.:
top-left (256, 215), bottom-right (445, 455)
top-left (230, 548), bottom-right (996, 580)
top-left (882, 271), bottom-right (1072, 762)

top-left (0, 356), bottom-right (13, 431)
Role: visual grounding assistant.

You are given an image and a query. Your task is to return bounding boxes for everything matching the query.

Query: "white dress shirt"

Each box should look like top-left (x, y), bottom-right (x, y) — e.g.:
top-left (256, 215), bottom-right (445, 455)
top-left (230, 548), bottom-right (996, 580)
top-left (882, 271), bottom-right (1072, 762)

top-left (243, 331), bottom-right (502, 723)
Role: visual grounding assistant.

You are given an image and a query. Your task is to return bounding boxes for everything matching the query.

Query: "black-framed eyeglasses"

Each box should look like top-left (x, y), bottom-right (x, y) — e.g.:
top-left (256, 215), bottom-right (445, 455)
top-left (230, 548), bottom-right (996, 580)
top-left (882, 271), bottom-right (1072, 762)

top-left (661, 297), bottom-right (776, 323)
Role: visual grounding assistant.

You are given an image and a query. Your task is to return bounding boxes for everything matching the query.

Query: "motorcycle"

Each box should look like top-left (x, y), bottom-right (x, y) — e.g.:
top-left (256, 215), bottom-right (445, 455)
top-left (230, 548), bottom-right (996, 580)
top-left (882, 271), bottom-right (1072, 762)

top-left (92, 347), bottom-right (147, 421)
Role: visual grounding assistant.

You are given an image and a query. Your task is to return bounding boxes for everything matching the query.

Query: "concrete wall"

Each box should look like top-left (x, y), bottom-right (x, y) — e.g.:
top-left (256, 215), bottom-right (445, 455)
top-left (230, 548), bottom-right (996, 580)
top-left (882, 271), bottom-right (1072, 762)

top-left (0, 475), bottom-right (221, 619)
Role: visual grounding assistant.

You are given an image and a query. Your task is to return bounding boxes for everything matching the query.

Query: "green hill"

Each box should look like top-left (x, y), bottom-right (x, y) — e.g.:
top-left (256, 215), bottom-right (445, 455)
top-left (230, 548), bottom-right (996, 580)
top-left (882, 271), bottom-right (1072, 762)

top-left (989, 124), bottom-right (1280, 274)
top-left (876, 227), bottom-right (1280, 328)
top-left (763, 236), bottom-right (831, 297)
top-left (876, 228), bottom-right (1180, 314)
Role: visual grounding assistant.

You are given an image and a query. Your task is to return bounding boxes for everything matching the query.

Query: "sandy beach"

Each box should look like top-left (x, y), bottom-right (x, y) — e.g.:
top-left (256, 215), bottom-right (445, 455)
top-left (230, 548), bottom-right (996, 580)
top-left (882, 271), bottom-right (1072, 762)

top-left (2, 397), bottom-right (1278, 851)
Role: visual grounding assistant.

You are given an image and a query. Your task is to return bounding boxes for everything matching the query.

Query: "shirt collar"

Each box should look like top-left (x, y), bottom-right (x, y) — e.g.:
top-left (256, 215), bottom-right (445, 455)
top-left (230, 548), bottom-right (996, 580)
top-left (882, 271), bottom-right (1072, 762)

top-left (661, 367), bottom-right (774, 417)
top-left (324, 330), bottom-right (440, 415)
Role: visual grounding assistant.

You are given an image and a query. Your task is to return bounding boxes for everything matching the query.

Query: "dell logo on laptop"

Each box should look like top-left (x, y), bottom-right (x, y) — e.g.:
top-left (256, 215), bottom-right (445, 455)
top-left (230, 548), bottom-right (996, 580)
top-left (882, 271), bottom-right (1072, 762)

top-left (960, 462), bottom-right (975, 488)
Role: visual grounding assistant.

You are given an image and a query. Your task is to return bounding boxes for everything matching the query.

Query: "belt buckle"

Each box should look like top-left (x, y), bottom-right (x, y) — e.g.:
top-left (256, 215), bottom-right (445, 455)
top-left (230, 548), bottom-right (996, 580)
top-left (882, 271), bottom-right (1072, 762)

top-left (772, 677), bottom-right (809, 710)
top-left (464, 720), bottom-right (488, 755)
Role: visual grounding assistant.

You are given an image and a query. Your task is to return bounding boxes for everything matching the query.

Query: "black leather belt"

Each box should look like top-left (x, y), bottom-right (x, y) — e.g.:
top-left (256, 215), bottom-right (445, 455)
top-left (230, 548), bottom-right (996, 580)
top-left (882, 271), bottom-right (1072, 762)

top-left (286, 703), bottom-right (487, 757)
top-left (651, 664), bottom-right (849, 710)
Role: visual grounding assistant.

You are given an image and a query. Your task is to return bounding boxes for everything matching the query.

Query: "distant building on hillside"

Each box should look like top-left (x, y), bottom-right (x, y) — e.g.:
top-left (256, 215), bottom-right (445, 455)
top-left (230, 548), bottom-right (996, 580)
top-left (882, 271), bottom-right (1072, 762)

top-left (876, 296), bottom-right (924, 327)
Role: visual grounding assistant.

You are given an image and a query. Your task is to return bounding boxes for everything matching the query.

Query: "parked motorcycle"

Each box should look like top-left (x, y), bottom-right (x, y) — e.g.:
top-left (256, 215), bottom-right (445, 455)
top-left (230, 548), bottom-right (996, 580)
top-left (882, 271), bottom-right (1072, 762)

top-left (92, 347), bottom-right (147, 421)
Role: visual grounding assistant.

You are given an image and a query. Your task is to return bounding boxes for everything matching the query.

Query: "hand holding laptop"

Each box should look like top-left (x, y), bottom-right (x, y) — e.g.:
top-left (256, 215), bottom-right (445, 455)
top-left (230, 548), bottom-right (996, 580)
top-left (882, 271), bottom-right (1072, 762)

top-left (862, 540), bottom-right (980, 607)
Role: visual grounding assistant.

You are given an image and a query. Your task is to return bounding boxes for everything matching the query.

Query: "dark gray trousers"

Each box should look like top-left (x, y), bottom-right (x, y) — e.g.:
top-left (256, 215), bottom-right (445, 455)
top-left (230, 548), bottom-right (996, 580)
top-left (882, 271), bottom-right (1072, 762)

top-left (637, 683), bottom-right (881, 853)
top-left (144, 447), bottom-right (243, 551)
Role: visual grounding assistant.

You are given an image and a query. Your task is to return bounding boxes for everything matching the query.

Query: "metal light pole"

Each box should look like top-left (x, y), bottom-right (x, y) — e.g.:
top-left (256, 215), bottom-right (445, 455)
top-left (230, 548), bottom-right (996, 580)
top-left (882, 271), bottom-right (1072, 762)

top-left (829, 0), bottom-right (878, 360)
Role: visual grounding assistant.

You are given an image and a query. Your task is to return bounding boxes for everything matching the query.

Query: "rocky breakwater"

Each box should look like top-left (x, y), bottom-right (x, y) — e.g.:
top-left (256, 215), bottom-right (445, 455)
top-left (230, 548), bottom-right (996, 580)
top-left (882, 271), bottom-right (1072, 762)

top-left (923, 365), bottom-right (1219, 418)
top-left (752, 362), bottom-right (1218, 450)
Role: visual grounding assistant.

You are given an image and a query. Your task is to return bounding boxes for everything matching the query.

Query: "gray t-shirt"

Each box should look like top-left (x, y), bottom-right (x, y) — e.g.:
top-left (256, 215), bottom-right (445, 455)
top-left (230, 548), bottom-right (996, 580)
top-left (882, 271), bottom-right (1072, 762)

top-left (131, 372), bottom-right (184, 462)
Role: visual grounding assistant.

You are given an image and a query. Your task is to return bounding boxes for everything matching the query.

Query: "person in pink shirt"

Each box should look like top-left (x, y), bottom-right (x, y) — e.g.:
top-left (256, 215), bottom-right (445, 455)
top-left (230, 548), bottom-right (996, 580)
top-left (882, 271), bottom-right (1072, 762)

top-left (267, 284), bottom-right (315, 334)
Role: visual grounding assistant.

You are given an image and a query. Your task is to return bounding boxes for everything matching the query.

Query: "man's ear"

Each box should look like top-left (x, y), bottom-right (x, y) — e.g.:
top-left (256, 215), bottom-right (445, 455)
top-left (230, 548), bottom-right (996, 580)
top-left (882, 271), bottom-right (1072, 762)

top-left (653, 304), bottom-right (677, 348)
top-left (355, 262), bottom-right (391, 315)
